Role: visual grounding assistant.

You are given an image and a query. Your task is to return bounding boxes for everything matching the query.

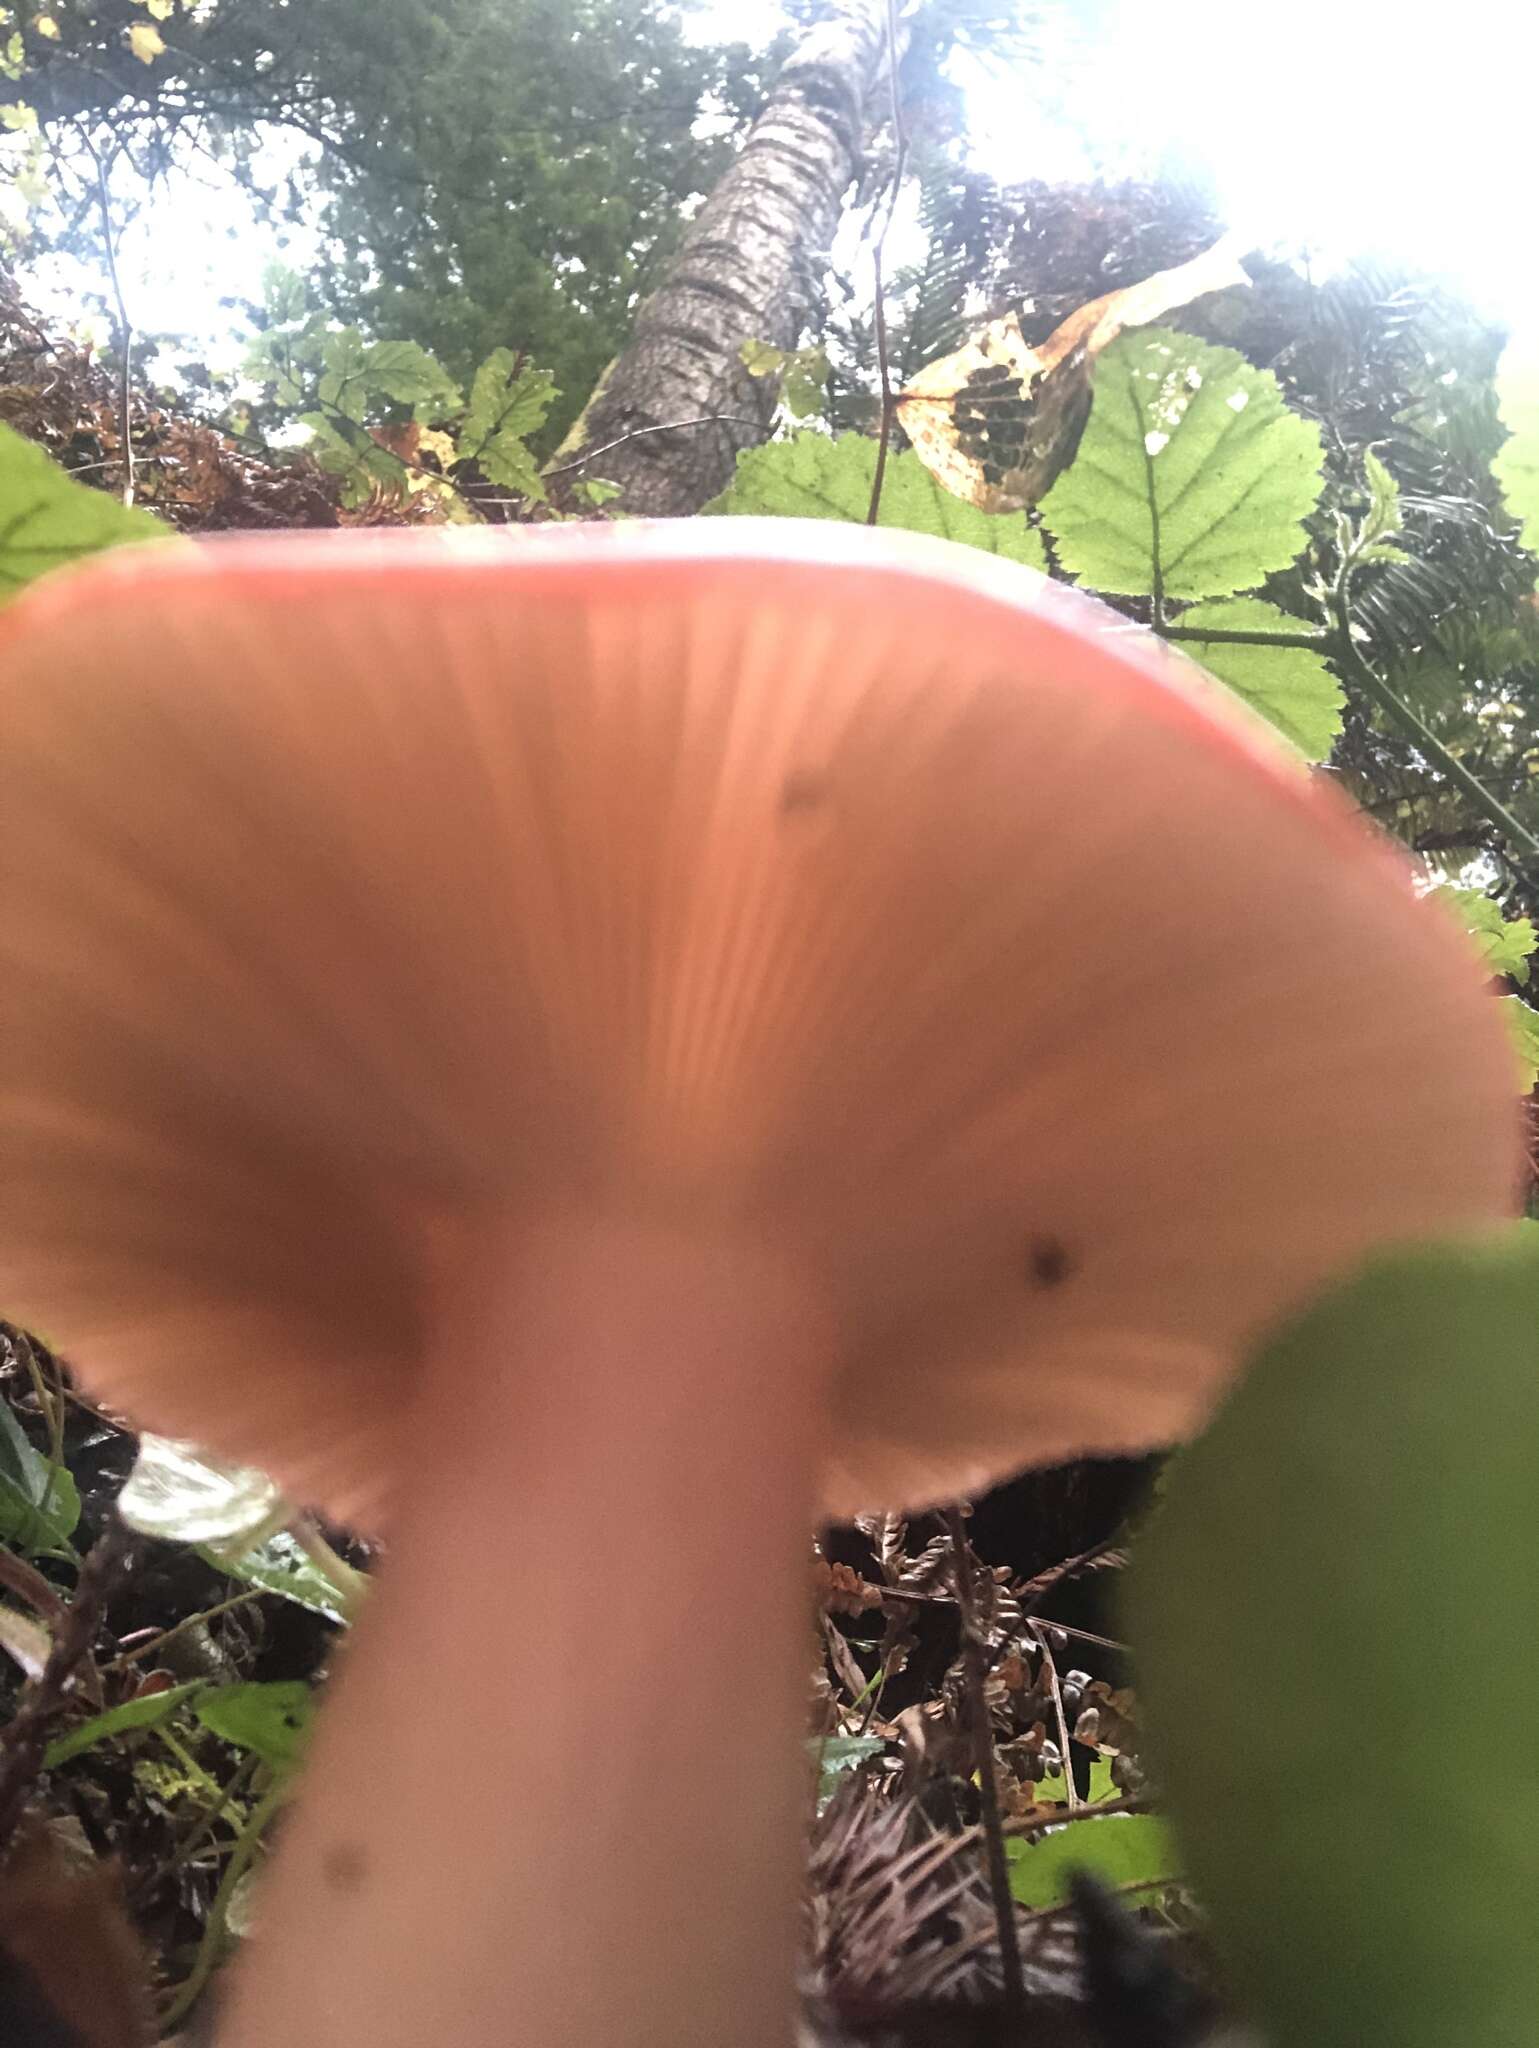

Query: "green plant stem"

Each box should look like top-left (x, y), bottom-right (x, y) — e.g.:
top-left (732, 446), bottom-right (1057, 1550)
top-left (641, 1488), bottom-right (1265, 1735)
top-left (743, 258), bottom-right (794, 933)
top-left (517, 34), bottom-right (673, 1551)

top-left (1157, 621), bottom-right (1331, 651)
top-left (1329, 570), bottom-right (1539, 859)
top-left (290, 1515), bottom-right (369, 1623)
top-left (156, 1723), bottom-right (227, 1803)
top-left (159, 1775), bottom-right (288, 2033)
top-left (164, 1752), bottom-right (260, 1881)
top-left (1158, 580), bottom-right (1539, 860)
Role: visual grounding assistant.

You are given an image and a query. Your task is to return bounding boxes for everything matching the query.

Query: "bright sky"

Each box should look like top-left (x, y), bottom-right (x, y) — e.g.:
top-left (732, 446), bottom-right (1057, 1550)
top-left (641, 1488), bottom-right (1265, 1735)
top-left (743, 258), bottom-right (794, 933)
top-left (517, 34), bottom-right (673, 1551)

top-left (20, 0), bottom-right (1539, 355)
top-left (965, 1), bottom-right (1539, 332)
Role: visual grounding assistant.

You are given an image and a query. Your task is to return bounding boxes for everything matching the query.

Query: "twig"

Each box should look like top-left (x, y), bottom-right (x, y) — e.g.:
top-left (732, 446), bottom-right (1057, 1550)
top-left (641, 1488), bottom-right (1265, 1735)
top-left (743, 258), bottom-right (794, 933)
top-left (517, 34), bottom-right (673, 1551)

top-left (542, 414), bottom-right (766, 480)
top-left (99, 1588), bottom-right (262, 1676)
top-left (1026, 1622), bottom-right (1080, 1814)
top-left (0, 1513), bottom-right (138, 1855)
top-left (943, 1506), bottom-right (1026, 2023)
top-left (1025, 1616), bottom-right (1127, 1658)
top-left (1330, 564), bottom-right (1539, 860)
top-left (80, 130), bottom-right (137, 507)
top-left (1004, 1793), bottom-right (1151, 1838)
top-left (865, 0), bottom-right (910, 527)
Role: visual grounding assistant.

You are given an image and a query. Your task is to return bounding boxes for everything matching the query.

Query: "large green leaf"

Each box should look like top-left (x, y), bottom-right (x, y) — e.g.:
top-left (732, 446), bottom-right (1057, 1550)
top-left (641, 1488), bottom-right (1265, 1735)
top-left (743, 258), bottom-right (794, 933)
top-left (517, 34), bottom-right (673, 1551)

top-left (1133, 1236), bottom-right (1539, 2048)
top-left (1492, 348), bottom-right (1539, 550)
top-left (45, 1682), bottom-right (207, 1769)
top-left (196, 1680), bottom-right (314, 1772)
top-left (1174, 598), bottom-right (1342, 759)
top-left (1040, 329), bottom-right (1324, 600)
top-left (704, 431), bottom-right (1049, 569)
top-left (1005, 1813), bottom-right (1180, 1909)
top-left (0, 421), bottom-right (168, 604)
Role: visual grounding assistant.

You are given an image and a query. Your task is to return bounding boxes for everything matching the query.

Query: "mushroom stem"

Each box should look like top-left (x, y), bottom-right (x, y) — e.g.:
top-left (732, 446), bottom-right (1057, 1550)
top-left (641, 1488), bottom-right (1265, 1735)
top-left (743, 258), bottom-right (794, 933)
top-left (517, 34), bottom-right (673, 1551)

top-left (217, 1217), bottom-right (832, 2048)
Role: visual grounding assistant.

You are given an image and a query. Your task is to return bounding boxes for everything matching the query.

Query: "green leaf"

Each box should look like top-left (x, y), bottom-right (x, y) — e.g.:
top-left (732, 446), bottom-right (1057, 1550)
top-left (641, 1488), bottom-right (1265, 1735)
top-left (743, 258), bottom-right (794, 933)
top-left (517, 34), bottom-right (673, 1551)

top-left (195, 1681), bottom-right (314, 1771)
top-left (300, 412), bottom-right (402, 509)
top-left (1360, 448), bottom-right (1404, 555)
top-left (358, 339), bottom-right (460, 418)
top-left (1005, 1813), bottom-right (1180, 1909)
top-left (1039, 328), bottom-right (1324, 600)
top-left (1173, 599), bottom-right (1343, 760)
top-left (810, 1733), bottom-right (886, 1808)
top-left (1493, 347), bottom-right (1539, 551)
top-left (317, 330), bottom-right (372, 424)
top-left (572, 476), bottom-right (623, 509)
top-left (0, 421), bottom-right (168, 605)
top-left (739, 340), bottom-right (828, 422)
top-left (259, 261), bottom-right (310, 328)
top-left (1133, 1236), bottom-right (1539, 2048)
top-left (1035, 1756), bottom-right (1121, 1806)
top-left (45, 1683), bottom-right (207, 1769)
top-left (0, 1402), bottom-right (78, 1553)
top-left (457, 350), bottom-right (556, 499)
top-left (203, 1529), bottom-right (356, 1625)
top-left (1502, 994), bottom-right (1539, 1090)
top-left (705, 431), bottom-right (1049, 569)
top-left (1441, 887), bottom-right (1537, 986)
top-left (739, 339), bottom-right (784, 377)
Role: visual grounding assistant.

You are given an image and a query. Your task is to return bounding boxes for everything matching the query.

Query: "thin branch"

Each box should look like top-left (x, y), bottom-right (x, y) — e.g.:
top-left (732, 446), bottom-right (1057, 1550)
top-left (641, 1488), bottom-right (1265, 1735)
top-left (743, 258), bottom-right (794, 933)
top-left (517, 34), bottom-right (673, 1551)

top-left (1026, 1621), bottom-right (1080, 1814)
top-left (99, 1588), bottom-right (263, 1677)
top-left (0, 1513), bottom-right (138, 1853)
top-left (79, 128), bottom-right (137, 506)
top-left (542, 413), bottom-right (765, 480)
top-left (943, 1507), bottom-right (1026, 2023)
top-left (1331, 566), bottom-right (1539, 861)
top-left (1004, 1792), bottom-right (1152, 1838)
top-left (865, 0), bottom-right (909, 527)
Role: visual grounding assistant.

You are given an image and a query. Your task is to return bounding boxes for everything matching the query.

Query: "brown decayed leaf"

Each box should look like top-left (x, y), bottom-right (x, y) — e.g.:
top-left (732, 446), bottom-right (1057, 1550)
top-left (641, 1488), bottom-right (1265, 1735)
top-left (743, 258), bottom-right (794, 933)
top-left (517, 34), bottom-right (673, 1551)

top-left (896, 232), bottom-right (1252, 514)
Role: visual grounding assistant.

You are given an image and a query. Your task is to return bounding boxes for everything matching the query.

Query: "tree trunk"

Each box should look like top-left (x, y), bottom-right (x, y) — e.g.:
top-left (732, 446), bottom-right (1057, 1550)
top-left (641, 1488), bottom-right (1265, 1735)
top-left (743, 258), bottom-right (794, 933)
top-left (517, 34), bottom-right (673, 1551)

top-left (550, 0), bottom-right (893, 517)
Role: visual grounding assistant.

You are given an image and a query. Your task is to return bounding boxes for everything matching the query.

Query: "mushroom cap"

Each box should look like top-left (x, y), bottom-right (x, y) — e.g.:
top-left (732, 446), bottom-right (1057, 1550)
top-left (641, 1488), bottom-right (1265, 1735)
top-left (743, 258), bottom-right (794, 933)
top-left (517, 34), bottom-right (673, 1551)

top-left (0, 522), bottom-right (1519, 1523)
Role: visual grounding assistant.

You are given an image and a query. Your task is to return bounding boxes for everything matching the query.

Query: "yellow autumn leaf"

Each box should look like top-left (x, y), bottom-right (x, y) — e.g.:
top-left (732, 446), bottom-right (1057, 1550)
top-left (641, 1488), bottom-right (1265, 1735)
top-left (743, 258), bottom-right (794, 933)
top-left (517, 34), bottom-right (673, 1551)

top-left (127, 21), bottom-right (164, 61)
top-left (33, 14), bottom-right (60, 38)
top-left (140, 0), bottom-right (175, 18)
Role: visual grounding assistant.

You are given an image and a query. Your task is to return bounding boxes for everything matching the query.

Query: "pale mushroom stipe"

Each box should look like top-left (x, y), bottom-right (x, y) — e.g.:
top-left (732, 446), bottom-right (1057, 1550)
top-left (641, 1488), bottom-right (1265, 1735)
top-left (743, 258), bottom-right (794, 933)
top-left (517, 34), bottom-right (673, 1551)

top-left (0, 521), bottom-right (1519, 2048)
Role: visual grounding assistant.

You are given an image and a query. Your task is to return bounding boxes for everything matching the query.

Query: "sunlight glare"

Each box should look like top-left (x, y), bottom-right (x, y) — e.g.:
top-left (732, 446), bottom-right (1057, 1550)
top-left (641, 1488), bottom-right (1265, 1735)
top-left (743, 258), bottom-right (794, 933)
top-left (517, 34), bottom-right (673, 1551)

top-left (964, 0), bottom-right (1539, 332)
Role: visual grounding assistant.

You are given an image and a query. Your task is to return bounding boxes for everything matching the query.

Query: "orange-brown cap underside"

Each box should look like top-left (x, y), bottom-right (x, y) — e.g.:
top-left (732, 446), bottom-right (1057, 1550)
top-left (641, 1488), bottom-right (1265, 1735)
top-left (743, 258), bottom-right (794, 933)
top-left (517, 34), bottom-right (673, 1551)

top-left (0, 524), bottom-right (1519, 1522)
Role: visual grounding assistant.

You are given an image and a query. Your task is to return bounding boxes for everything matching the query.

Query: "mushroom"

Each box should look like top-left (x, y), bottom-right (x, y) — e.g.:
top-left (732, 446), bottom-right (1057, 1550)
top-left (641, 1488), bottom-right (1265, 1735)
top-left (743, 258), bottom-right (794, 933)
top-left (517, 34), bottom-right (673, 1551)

top-left (0, 521), bottom-right (1517, 2048)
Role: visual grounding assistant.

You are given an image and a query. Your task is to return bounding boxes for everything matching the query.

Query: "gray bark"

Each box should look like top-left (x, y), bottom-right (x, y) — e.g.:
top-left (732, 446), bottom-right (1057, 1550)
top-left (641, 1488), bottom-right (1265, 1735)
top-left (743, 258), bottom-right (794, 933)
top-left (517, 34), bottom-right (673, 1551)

top-left (549, 0), bottom-right (893, 517)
